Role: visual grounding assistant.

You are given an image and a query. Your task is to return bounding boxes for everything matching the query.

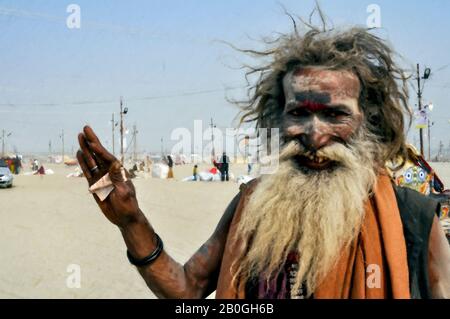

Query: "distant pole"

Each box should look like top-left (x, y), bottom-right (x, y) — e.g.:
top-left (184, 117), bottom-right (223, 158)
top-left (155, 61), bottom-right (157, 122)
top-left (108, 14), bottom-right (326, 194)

top-left (120, 97), bottom-right (124, 164)
top-left (447, 141), bottom-right (450, 158)
top-left (2, 130), bottom-right (12, 157)
top-left (132, 124), bottom-right (138, 162)
top-left (61, 129), bottom-right (64, 164)
top-left (234, 130), bottom-right (238, 163)
top-left (427, 119), bottom-right (431, 161)
top-left (111, 113), bottom-right (115, 156)
top-left (161, 137), bottom-right (164, 158)
top-left (416, 64), bottom-right (424, 157)
top-left (210, 118), bottom-right (216, 159)
top-left (49, 140), bottom-right (52, 156)
top-left (1, 129), bottom-right (4, 157)
top-left (61, 129), bottom-right (65, 163)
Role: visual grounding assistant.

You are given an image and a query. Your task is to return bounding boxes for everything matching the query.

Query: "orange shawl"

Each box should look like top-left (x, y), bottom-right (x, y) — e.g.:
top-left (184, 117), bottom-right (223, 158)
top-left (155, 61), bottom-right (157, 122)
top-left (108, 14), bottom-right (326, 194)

top-left (216, 174), bottom-right (411, 299)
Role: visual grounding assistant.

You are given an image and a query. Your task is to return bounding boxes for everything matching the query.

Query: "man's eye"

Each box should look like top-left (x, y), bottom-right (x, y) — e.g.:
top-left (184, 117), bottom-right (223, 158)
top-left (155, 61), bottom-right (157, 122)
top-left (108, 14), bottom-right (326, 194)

top-left (324, 110), bottom-right (348, 118)
top-left (288, 109), bottom-right (309, 117)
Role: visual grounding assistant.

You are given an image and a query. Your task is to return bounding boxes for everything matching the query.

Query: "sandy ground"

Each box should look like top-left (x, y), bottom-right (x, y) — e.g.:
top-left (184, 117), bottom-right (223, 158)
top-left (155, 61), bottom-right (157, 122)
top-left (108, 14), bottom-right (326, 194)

top-left (0, 163), bottom-right (248, 298)
top-left (0, 161), bottom-right (449, 299)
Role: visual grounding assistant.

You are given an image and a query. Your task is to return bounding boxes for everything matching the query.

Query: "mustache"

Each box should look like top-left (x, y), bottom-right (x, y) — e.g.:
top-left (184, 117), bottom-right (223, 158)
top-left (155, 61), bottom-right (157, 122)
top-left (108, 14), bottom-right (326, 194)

top-left (279, 140), bottom-right (360, 168)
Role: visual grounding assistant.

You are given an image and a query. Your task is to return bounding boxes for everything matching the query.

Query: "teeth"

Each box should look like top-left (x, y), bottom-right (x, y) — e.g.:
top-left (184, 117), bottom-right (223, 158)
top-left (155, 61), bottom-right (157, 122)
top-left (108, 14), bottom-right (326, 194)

top-left (314, 156), bottom-right (326, 163)
top-left (302, 153), bottom-right (328, 164)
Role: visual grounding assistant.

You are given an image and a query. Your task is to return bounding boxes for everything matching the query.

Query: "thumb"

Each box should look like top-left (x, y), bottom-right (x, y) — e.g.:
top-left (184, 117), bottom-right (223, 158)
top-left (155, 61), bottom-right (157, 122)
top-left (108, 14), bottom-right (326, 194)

top-left (109, 161), bottom-right (125, 185)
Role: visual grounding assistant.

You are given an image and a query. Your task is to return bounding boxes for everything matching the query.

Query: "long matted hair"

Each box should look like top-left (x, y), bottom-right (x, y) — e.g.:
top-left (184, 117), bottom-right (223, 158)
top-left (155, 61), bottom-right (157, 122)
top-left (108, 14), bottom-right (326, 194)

top-left (234, 9), bottom-right (411, 163)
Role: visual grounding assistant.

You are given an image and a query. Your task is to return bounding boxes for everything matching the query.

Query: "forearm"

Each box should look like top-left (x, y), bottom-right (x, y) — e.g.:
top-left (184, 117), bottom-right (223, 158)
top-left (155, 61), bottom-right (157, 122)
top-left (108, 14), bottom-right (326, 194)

top-left (119, 212), bottom-right (198, 298)
top-left (118, 191), bottom-right (241, 299)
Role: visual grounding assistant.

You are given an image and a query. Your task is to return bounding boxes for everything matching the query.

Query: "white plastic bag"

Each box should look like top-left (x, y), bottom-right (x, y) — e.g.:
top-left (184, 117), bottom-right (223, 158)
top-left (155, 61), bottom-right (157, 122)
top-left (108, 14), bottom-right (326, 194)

top-left (151, 164), bottom-right (169, 179)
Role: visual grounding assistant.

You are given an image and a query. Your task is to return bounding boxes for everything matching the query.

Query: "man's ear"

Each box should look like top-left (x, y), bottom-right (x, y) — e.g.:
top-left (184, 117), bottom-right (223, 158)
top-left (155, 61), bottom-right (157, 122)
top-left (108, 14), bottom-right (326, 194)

top-left (363, 103), bottom-right (390, 142)
top-left (364, 104), bottom-right (398, 145)
top-left (366, 104), bottom-right (382, 127)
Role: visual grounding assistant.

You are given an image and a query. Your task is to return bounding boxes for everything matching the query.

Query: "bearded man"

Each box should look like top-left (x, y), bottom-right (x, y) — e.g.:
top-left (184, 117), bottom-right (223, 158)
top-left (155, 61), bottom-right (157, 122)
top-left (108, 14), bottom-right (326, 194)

top-left (77, 23), bottom-right (450, 299)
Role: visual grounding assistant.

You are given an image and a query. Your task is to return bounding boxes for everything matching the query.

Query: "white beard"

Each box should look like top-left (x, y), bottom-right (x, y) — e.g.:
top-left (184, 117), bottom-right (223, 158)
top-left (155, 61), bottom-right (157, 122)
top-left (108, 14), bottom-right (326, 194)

top-left (234, 129), bottom-right (381, 296)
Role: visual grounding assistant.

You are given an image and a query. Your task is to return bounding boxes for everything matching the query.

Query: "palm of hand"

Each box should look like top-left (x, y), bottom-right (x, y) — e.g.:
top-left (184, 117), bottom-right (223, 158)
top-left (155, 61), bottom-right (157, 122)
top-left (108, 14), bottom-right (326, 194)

top-left (77, 126), bottom-right (141, 227)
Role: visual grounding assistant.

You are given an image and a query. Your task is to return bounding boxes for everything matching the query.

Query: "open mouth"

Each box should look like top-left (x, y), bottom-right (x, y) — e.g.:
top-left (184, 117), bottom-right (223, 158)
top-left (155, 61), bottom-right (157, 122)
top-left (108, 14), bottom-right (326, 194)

top-left (293, 152), bottom-right (336, 170)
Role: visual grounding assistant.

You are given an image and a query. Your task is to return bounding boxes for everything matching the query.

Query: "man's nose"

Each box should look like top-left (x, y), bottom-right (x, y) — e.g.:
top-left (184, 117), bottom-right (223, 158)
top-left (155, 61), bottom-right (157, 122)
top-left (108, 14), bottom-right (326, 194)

top-left (299, 119), bottom-right (332, 151)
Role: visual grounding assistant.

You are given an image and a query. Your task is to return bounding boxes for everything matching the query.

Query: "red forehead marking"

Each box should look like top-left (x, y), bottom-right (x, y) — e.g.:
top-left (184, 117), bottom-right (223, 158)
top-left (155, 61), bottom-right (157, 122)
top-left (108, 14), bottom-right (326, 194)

top-left (302, 100), bottom-right (328, 112)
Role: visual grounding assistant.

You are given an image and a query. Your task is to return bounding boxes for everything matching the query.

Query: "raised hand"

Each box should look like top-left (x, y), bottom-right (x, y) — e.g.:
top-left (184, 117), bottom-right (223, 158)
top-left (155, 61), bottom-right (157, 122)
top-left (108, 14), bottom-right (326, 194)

top-left (76, 128), bottom-right (236, 299)
top-left (77, 125), bottom-right (141, 228)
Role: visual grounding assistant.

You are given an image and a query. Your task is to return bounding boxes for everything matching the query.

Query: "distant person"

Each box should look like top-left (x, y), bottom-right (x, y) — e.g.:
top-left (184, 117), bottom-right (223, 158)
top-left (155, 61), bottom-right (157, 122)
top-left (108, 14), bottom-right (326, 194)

top-left (146, 156), bottom-right (153, 174)
top-left (14, 156), bottom-right (21, 174)
top-left (129, 163), bottom-right (138, 179)
top-left (8, 159), bottom-right (15, 175)
top-left (193, 164), bottom-right (199, 181)
top-left (167, 155), bottom-right (174, 179)
top-left (247, 155), bottom-right (253, 175)
top-left (212, 157), bottom-right (220, 171)
top-left (219, 152), bottom-right (229, 182)
top-left (32, 159), bottom-right (39, 171)
top-left (35, 165), bottom-right (45, 175)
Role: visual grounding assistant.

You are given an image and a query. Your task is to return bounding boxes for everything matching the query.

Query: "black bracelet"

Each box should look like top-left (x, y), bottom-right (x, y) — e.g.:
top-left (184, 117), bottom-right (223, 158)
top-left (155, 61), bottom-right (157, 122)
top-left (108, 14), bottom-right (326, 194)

top-left (127, 233), bottom-right (164, 267)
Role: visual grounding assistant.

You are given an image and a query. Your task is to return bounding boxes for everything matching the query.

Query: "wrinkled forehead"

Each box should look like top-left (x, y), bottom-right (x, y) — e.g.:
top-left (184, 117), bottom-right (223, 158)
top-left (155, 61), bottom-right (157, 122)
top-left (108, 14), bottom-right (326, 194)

top-left (282, 67), bottom-right (361, 101)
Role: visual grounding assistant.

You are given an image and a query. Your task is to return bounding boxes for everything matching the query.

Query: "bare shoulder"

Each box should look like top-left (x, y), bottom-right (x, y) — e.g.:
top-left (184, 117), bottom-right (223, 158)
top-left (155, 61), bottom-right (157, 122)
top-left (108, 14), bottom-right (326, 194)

top-left (428, 216), bottom-right (450, 298)
top-left (214, 191), bottom-right (242, 235)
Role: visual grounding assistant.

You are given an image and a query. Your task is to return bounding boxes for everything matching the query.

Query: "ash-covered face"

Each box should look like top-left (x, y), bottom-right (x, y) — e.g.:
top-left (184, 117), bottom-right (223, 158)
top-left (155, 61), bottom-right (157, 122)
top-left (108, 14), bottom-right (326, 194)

top-left (281, 67), bottom-right (364, 170)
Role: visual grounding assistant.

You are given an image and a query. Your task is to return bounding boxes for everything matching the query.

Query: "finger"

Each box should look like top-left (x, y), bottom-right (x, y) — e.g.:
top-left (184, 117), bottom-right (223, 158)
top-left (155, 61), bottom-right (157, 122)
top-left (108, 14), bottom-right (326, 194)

top-left (109, 161), bottom-right (125, 185)
top-left (83, 125), bottom-right (116, 163)
top-left (76, 150), bottom-right (92, 182)
top-left (78, 133), bottom-right (98, 170)
top-left (80, 127), bottom-right (107, 168)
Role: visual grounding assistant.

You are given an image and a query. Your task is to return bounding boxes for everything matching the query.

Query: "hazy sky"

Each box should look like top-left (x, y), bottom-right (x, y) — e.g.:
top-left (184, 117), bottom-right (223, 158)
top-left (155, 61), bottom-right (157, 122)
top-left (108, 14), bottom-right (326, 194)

top-left (1, 0), bottom-right (449, 156)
